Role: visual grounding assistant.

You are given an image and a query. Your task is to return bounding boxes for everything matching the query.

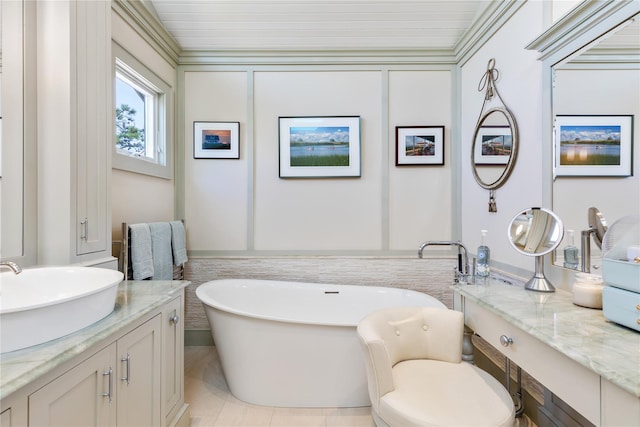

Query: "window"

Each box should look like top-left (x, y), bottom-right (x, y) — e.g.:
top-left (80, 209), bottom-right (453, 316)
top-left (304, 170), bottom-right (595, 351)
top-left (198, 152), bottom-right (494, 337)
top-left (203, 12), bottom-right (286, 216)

top-left (112, 44), bottom-right (173, 179)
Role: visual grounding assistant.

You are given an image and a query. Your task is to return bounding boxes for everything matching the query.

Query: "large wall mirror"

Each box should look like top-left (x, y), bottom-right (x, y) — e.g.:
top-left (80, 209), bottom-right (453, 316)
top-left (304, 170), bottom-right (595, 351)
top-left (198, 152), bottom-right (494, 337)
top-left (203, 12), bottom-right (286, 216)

top-left (0, 0), bottom-right (36, 265)
top-left (550, 12), bottom-right (639, 271)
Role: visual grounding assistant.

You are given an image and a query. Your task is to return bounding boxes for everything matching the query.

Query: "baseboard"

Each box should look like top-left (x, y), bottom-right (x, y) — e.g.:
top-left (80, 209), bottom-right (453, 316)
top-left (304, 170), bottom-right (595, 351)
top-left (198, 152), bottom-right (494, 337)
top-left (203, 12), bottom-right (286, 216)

top-left (168, 403), bottom-right (190, 427)
top-left (185, 329), bottom-right (214, 346)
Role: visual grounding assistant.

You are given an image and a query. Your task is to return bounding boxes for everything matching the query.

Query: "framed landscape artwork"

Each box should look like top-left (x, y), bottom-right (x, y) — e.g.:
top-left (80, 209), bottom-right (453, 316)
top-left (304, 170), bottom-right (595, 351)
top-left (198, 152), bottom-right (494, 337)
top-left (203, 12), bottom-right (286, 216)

top-left (193, 121), bottom-right (240, 159)
top-left (278, 116), bottom-right (361, 178)
top-left (554, 115), bottom-right (633, 177)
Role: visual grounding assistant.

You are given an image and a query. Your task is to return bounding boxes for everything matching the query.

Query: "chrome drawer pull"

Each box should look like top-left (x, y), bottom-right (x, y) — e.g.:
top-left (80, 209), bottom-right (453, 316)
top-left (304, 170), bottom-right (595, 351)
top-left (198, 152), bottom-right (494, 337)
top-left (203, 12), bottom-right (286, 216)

top-left (500, 335), bottom-right (513, 347)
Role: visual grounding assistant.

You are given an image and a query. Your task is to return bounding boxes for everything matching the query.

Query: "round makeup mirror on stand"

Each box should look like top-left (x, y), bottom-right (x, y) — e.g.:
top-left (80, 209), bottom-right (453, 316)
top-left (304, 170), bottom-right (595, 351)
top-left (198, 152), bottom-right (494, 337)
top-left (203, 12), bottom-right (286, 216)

top-left (508, 207), bottom-right (564, 292)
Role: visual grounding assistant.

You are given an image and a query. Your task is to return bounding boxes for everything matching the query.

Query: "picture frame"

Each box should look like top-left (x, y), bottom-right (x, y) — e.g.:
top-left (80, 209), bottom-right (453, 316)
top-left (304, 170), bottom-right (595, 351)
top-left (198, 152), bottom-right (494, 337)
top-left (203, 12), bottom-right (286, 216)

top-left (193, 121), bottom-right (240, 159)
top-left (278, 116), bottom-right (361, 178)
top-left (473, 125), bottom-right (512, 165)
top-left (395, 126), bottom-right (445, 166)
top-left (554, 115), bottom-right (633, 177)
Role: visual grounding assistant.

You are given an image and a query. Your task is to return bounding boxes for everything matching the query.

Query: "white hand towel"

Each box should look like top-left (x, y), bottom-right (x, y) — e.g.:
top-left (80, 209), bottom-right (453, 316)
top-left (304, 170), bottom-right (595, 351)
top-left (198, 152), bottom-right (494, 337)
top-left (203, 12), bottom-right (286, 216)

top-left (149, 222), bottom-right (173, 280)
top-left (129, 223), bottom-right (154, 280)
top-left (170, 221), bottom-right (188, 266)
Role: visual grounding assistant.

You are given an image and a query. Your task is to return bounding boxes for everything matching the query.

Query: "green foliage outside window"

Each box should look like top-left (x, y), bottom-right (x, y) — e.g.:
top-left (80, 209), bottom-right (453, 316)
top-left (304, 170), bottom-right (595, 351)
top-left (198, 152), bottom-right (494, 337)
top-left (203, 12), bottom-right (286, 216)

top-left (115, 104), bottom-right (145, 156)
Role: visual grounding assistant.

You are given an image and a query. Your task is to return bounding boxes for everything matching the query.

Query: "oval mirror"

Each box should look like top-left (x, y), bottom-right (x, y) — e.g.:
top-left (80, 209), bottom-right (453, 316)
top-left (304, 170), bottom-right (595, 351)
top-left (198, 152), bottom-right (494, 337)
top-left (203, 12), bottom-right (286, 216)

top-left (471, 107), bottom-right (519, 190)
top-left (508, 207), bottom-right (564, 292)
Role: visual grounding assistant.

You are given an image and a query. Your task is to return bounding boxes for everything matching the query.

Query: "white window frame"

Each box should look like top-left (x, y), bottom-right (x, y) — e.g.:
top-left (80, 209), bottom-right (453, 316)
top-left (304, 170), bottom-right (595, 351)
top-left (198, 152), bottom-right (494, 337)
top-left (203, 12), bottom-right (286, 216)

top-left (112, 43), bottom-right (173, 179)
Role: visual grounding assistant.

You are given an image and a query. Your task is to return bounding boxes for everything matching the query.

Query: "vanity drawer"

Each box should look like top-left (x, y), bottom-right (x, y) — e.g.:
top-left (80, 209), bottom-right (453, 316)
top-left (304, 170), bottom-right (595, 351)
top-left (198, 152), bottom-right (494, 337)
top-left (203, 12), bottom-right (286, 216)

top-left (602, 285), bottom-right (640, 332)
top-left (464, 299), bottom-right (601, 425)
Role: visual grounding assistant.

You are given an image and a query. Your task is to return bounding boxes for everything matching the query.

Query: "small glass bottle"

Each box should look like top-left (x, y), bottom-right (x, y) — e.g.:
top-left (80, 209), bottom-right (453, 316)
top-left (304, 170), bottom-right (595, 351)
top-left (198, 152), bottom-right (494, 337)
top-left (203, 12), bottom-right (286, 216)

top-left (563, 229), bottom-right (580, 270)
top-left (476, 230), bottom-right (490, 277)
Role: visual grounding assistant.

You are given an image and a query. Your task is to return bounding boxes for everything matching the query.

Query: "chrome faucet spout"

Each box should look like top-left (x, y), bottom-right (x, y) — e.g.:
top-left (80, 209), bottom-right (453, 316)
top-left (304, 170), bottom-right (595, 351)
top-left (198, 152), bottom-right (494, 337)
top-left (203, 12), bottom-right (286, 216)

top-left (0, 261), bottom-right (22, 274)
top-left (418, 240), bottom-right (469, 276)
top-left (417, 241), bottom-right (429, 258)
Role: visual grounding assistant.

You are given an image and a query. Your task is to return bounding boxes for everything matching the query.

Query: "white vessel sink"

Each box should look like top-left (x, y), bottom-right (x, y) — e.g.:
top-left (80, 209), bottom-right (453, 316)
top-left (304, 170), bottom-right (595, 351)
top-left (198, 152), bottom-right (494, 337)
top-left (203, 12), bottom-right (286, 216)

top-left (0, 266), bottom-right (123, 353)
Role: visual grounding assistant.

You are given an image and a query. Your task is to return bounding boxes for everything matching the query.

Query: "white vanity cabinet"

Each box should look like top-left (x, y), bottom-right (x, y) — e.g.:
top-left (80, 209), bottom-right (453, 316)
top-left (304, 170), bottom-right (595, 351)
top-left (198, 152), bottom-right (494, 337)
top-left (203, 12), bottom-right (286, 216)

top-left (115, 316), bottom-right (162, 427)
top-left (454, 282), bottom-right (640, 427)
top-left (462, 298), bottom-right (601, 423)
top-left (29, 342), bottom-right (118, 426)
top-left (0, 283), bottom-right (189, 427)
top-left (29, 315), bottom-right (162, 427)
top-left (162, 297), bottom-right (185, 425)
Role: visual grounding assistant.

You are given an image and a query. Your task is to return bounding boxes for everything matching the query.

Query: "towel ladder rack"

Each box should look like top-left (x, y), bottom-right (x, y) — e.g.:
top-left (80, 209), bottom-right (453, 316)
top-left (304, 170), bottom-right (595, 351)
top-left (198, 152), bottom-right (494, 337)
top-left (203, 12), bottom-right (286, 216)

top-left (119, 221), bottom-right (185, 281)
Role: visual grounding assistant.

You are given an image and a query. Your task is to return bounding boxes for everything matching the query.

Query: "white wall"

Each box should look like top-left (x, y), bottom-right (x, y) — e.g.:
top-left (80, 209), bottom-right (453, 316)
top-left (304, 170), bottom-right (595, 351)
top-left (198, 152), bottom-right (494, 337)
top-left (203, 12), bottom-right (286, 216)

top-left (460, 0), bottom-right (547, 273)
top-left (184, 71), bottom-right (249, 251)
top-left (182, 66), bottom-right (454, 254)
top-left (110, 10), bottom-right (176, 243)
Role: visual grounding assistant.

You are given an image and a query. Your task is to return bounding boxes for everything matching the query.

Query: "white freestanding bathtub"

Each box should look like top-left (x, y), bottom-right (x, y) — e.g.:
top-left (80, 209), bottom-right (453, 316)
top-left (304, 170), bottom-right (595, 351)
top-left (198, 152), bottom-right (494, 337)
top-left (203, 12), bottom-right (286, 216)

top-left (196, 279), bottom-right (446, 407)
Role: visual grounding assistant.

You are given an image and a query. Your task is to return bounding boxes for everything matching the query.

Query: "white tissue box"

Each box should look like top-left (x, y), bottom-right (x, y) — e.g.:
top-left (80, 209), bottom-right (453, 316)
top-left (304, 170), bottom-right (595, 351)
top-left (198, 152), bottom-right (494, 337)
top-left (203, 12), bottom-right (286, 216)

top-left (602, 258), bottom-right (640, 293)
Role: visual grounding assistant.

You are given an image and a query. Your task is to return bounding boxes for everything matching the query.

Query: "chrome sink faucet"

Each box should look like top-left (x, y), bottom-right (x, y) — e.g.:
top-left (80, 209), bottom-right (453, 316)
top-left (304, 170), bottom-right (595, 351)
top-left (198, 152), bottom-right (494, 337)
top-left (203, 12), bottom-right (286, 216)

top-left (418, 240), bottom-right (469, 279)
top-left (0, 261), bottom-right (22, 274)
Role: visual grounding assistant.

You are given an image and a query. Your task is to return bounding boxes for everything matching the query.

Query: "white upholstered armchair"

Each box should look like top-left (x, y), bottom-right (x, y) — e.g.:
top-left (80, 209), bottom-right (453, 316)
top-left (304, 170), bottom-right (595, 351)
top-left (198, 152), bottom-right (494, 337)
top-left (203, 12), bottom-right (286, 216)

top-left (357, 306), bottom-right (515, 427)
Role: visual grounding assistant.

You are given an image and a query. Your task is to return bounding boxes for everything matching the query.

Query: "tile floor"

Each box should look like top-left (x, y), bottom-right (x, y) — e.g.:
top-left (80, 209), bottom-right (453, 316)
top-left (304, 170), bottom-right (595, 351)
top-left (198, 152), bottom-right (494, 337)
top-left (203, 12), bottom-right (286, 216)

top-left (185, 346), bottom-right (536, 427)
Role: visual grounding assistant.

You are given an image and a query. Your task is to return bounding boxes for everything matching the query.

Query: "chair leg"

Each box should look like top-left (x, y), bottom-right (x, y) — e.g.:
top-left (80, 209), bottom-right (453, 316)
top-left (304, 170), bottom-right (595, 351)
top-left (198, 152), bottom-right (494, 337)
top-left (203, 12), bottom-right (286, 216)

top-left (462, 325), bottom-right (475, 363)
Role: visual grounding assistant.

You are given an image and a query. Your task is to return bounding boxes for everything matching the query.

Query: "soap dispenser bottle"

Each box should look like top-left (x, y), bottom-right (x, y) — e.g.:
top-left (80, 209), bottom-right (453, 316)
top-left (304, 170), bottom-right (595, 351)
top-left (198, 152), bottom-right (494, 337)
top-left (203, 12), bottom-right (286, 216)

top-left (563, 229), bottom-right (580, 269)
top-left (476, 230), bottom-right (490, 277)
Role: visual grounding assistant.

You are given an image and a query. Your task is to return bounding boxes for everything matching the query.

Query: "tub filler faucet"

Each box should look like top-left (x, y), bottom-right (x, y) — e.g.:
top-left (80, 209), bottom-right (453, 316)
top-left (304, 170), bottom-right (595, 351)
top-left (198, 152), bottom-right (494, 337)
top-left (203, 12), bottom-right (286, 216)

top-left (0, 261), bottom-right (22, 274)
top-left (418, 241), bottom-right (469, 281)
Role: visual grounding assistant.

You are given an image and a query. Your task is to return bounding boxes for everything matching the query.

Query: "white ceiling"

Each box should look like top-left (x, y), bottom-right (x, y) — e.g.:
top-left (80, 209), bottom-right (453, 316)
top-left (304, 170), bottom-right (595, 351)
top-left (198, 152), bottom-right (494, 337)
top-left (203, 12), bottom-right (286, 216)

top-left (145, 0), bottom-right (493, 52)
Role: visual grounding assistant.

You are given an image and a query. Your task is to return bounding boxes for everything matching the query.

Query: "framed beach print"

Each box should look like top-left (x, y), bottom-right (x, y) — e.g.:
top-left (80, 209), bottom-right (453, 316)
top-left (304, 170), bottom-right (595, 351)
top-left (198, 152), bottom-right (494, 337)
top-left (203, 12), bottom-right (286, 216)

top-left (554, 115), bottom-right (633, 177)
top-left (278, 116), bottom-right (361, 178)
top-left (193, 121), bottom-right (240, 159)
top-left (473, 125), bottom-right (512, 165)
top-left (395, 126), bottom-right (444, 166)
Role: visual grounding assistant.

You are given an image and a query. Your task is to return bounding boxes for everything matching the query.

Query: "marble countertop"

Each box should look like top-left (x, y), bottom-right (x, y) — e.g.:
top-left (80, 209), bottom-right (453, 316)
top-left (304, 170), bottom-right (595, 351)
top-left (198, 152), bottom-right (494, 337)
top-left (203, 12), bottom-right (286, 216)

top-left (0, 280), bottom-right (190, 401)
top-left (454, 279), bottom-right (640, 398)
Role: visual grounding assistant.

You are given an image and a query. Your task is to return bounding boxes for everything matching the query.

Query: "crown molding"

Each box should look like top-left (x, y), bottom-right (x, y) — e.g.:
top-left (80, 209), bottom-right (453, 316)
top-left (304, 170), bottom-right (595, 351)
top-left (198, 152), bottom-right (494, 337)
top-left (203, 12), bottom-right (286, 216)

top-left (177, 48), bottom-right (458, 66)
top-left (526, 0), bottom-right (640, 63)
top-left (454, 0), bottom-right (527, 66)
top-left (112, 0), bottom-right (181, 66)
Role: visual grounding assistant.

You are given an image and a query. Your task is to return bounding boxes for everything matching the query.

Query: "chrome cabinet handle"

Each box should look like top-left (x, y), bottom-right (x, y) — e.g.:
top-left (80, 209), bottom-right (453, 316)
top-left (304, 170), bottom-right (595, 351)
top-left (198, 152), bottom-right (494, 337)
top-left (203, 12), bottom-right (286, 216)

top-left (121, 353), bottom-right (130, 384)
top-left (80, 218), bottom-right (88, 240)
top-left (500, 335), bottom-right (513, 347)
top-left (102, 367), bottom-right (113, 401)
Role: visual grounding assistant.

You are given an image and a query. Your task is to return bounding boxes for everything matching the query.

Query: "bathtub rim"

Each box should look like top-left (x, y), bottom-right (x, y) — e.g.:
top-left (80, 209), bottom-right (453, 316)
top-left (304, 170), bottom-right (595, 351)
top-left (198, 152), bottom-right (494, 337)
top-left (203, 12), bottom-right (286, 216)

top-left (195, 278), bottom-right (445, 328)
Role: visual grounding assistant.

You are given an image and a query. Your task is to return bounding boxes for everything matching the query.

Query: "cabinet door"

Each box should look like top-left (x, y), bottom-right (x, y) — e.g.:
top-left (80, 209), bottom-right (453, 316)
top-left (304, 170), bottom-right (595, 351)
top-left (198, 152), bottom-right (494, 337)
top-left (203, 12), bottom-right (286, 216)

top-left (117, 315), bottom-right (162, 427)
top-left (162, 296), bottom-right (184, 423)
top-left (29, 344), bottom-right (117, 427)
top-left (1, 408), bottom-right (11, 427)
top-left (74, 0), bottom-right (110, 256)
top-left (601, 378), bottom-right (640, 426)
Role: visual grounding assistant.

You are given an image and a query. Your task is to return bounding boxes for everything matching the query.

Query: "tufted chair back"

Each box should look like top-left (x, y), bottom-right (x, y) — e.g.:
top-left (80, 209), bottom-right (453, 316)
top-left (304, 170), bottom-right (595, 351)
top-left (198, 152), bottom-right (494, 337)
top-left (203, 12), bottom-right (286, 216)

top-left (356, 306), bottom-right (464, 412)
